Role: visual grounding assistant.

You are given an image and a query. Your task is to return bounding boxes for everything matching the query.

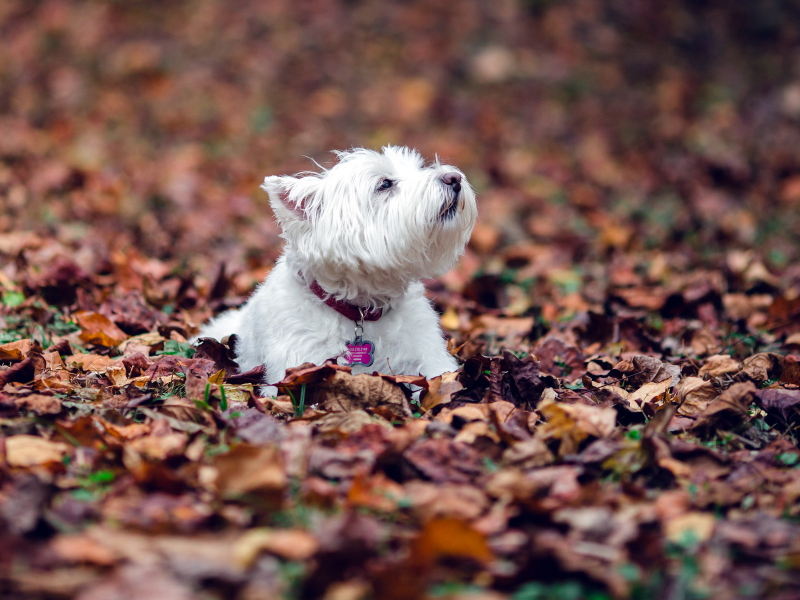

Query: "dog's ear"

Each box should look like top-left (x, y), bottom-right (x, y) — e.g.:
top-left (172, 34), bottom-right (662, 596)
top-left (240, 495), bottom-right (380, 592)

top-left (261, 175), bottom-right (316, 221)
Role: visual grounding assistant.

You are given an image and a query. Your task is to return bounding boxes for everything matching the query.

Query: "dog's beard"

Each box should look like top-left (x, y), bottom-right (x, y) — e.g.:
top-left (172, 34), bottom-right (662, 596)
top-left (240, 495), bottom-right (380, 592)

top-left (438, 191), bottom-right (460, 221)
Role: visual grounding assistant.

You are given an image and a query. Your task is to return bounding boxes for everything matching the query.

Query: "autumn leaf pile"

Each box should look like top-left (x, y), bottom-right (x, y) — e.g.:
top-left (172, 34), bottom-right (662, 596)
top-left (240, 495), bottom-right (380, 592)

top-left (2, 1), bottom-right (800, 599)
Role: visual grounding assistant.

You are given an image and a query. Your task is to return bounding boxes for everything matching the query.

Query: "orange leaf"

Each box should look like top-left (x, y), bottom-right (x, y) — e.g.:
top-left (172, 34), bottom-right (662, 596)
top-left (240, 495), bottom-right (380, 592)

top-left (411, 518), bottom-right (493, 565)
top-left (75, 312), bottom-right (128, 347)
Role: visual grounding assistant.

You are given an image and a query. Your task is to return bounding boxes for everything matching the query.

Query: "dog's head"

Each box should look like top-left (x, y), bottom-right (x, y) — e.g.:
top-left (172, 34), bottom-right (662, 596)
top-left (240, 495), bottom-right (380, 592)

top-left (261, 146), bottom-right (477, 305)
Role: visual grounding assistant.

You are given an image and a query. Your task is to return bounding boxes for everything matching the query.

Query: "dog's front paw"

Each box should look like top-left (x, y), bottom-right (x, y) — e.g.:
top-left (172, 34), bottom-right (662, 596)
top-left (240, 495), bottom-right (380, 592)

top-left (259, 384), bottom-right (279, 398)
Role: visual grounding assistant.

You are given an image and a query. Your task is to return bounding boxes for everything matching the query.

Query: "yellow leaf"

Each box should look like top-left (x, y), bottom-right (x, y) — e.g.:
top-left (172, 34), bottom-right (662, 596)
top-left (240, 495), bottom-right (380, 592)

top-left (208, 369), bottom-right (226, 384)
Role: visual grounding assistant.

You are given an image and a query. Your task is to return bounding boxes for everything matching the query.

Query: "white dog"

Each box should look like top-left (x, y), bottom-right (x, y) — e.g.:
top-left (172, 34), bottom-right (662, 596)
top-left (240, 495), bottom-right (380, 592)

top-left (197, 146), bottom-right (477, 393)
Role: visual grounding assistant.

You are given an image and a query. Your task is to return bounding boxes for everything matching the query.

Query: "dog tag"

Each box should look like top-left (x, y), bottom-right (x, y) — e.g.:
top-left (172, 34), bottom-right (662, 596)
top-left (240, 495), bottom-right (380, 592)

top-left (344, 339), bottom-right (374, 367)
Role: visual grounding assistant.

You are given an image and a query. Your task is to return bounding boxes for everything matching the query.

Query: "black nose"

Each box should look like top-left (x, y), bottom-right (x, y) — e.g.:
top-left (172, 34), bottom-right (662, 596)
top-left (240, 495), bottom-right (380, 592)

top-left (441, 172), bottom-right (462, 193)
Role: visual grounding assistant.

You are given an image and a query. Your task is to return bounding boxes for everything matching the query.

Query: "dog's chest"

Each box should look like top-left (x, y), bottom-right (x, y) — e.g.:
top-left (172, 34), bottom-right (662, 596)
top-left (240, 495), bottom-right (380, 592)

top-left (301, 301), bottom-right (419, 372)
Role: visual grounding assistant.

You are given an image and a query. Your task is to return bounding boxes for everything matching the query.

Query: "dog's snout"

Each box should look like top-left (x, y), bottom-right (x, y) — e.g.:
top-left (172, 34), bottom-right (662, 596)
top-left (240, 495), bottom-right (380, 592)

top-left (441, 172), bottom-right (462, 193)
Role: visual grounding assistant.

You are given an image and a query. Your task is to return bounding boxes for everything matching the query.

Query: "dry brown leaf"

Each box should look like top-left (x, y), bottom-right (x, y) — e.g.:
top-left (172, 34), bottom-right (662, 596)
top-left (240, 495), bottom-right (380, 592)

top-left (127, 432), bottom-right (187, 461)
top-left (105, 365), bottom-right (130, 386)
top-left (42, 351), bottom-right (66, 371)
top-left (119, 332), bottom-right (166, 356)
top-left (675, 377), bottom-right (718, 416)
top-left (347, 473), bottom-right (405, 512)
top-left (454, 420), bottom-right (499, 444)
top-left (14, 394), bottom-right (62, 415)
top-left (5, 435), bottom-right (71, 467)
top-left (7, 569), bottom-right (99, 597)
top-left (663, 512), bottom-right (716, 543)
top-left (75, 311), bottom-right (129, 347)
top-left (100, 421), bottom-right (151, 441)
top-left (599, 385), bottom-right (640, 412)
top-left (690, 328), bottom-right (720, 356)
top-left (779, 356), bottom-right (800, 386)
top-left (234, 528), bottom-right (318, 565)
top-left (0, 339), bottom-right (35, 362)
top-left (404, 481), bottom-right (488, 521)
top-left (213, 444), bottom-right (286, 498)
top-left (437, 405), bottom-right (488, 425)
top-left (472, 315), bottom-right (534, 340)
top-left (65, 354), bottom-right (119, 372)
top-left (421, 371), bottom-right (463, 412)
top-left (264, 397), bottom-right (296, 414)
top-left (613, 355), bottom-right (679, 387)
top-left (537, 398), bottom-right (617, 455)
top-left (51, 534), bottom-right (119, 566)
top-left (738, 353), bottom-right (785, 383)
top-left (411, 517), bottom-right (493, 564)
top-left (314, 410), bottom-right (391, 434)
top-left (628, 379), bottom-right (672, 407)
top-left (699, 354), bottom-right (741, 378)
top-left (488, 400), bottom-right (517, 422)
top-left (322, 371), bottom-right (411, 418)
top-left (502, 437), bottom-right (555, 468)
top-left (693, 382), bottom-right (755, 430)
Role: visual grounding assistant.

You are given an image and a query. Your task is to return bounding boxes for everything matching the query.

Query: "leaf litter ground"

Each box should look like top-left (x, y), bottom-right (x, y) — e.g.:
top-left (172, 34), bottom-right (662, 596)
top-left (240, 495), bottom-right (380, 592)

top-left (2, 228), bottom-right (800, 600)
top-left (2, 2), bottom-right (800, 599)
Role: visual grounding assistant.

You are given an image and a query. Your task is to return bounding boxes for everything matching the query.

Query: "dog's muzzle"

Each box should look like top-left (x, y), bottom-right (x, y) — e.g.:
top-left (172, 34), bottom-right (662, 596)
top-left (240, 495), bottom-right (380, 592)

top-left (439, 172), bottom-right (462, 220)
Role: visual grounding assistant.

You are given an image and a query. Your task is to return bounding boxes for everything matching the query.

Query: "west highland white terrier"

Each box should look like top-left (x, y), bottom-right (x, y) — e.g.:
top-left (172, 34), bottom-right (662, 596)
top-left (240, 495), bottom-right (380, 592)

top-left (197, 146), bottom-right (477, 393)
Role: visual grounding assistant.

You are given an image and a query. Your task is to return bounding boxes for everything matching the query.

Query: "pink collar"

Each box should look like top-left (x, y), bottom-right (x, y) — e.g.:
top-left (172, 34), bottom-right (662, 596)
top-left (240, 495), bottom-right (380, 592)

top-left (307, 278), bottom-right (383, 322)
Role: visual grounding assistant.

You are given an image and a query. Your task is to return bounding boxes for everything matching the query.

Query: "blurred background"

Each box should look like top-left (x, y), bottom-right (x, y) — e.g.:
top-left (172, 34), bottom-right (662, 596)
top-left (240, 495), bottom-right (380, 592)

top-left (1, 0), bottom-right (799, 322)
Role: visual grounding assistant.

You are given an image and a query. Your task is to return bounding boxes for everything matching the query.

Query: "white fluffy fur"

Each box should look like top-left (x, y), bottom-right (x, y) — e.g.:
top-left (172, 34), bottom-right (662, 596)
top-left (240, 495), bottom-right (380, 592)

top-left (197, 146), bottom-right (477, 393)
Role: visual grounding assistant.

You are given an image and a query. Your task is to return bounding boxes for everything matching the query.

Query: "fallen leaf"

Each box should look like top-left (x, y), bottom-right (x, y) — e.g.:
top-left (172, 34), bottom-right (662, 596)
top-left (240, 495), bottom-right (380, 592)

top-left (537, 397), bottom-right (617, 455)
top-left (613, 355), bottom-right (680, 388)
top-left (14, 393), bottom-right (62, 415)
top-left (404, 438), bottom-right (484, 483)
top-left (738, 353), bottom-right (785, 383)
top-left (234, 528), bottom-right (318, 565)
top-left (314, 410), bottom-right (392, 434)
top-left (75, 311), bottom-right (129, 347)
top-left (347, 472), bottom-right (406, 512)
top-left (421, 371), bottom-right (463, 411)
top-left (65, 354), bottom-right (120, 372)
top-left (213, 444), bottom-right (286, 498)
top-left (699, 354), bottom-right (741, 378)
top-left (322, 372), bottom-right (411, 419)
top-left (127, 432), bottom-right (187, 460)
top-left (411, 518), bottom-right (493, 564)
top-left (5, 435), bottom-right (71, 467)
top-left (675, 377), bottom-right (718, 416)
top-left (628, 379), bottom-right (672, 407)
top-left (0, 339), bottom-right (36, 362)
top-left (755, 388), bottom-right (800, 422)
top-left (780, 356), bottom-right (800, 386)
top-left (404, 481), bottom-right (489, 521)
top-left (502, 437), bottom-right (555, 468)
top-left (51, 534), bottom-right (119, 566)
top-left (119, 332), bottom-right (166, 355)
top-left (693, 382), bottom-right (755, 431)
top-left (663, 512), bottom-right (716, 544)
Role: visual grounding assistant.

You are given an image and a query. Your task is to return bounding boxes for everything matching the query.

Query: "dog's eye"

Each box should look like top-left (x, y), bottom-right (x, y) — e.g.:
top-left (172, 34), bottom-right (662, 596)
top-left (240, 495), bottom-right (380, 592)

top-left (377, 179), bottom-right (394, 191)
